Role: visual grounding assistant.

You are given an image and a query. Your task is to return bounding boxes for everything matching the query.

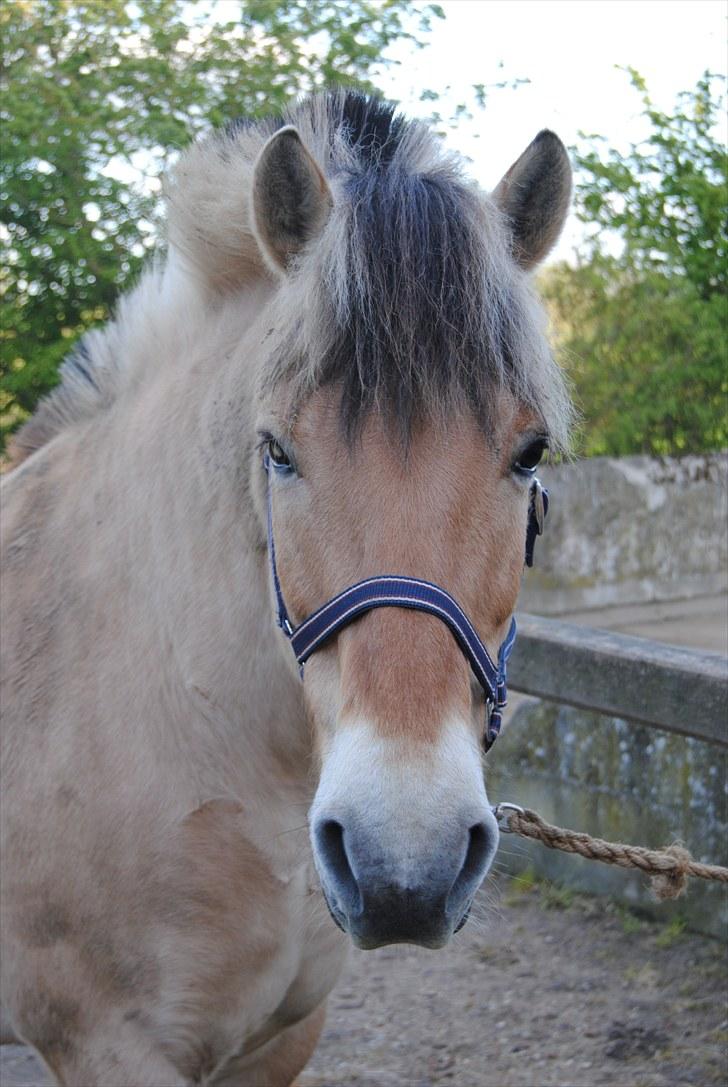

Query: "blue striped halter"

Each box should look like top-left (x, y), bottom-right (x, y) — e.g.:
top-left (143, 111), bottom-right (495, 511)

top-left (264, 458), bottom-right (547, 751)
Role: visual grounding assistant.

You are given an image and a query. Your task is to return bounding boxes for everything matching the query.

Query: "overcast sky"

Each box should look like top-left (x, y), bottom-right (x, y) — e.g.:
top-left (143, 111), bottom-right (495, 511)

top-left (377, 0), bottom-right (726, 261)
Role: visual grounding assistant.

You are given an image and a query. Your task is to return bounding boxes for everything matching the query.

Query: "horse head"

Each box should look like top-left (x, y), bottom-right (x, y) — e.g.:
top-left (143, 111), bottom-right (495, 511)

top-left (248, 97), bottom-right (572, 949)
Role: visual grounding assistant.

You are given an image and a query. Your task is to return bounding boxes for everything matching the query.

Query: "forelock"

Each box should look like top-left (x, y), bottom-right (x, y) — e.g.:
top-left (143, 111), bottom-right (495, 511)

top-left (272, 93), bottom-right (572, 450)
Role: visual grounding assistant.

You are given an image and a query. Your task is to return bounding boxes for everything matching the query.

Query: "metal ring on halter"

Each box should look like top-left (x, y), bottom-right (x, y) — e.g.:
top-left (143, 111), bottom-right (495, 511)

top-left (492, 802), bottom-right (525, 832)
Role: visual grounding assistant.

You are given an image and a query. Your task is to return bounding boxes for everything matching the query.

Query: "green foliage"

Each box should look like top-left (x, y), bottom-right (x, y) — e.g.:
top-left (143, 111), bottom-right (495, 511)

top-left (654, 916), bottom-right (687, 948)
top-left (615, 904), bottom-right (645, 936)
top-left (0, 0), bottom-right (441, 448)
top-left (542, 71), bottom-right (727, 456)
top-left (539, 882), bottom-right (574, 911)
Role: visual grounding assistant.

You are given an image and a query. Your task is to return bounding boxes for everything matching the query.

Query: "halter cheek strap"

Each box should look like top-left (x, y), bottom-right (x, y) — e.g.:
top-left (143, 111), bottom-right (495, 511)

top-left (264, 456), bottom-right (547, 751)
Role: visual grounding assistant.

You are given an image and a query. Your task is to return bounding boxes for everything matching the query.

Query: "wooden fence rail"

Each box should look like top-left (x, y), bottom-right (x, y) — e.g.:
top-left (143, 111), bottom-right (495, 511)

top-left (510, 614), bottom-right (728, 748)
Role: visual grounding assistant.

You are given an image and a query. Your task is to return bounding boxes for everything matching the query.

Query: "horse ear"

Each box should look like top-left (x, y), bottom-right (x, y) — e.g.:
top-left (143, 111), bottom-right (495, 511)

top-left (493, 130), bottom-right (572, 271)
top-left (252, 126), bottom-right (333, 275)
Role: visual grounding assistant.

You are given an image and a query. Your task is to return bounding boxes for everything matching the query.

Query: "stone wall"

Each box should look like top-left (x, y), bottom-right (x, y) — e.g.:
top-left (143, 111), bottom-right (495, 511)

top-left (497, 453), bottom-right (728, 937)
top-left (489, 700), bottom-right (728, 938)
top-left (521, 453), bottom-right (728, 614)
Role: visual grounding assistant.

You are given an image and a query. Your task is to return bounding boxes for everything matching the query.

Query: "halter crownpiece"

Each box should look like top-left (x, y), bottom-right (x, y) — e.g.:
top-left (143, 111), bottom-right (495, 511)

top-left (264, 456), bottom-right (548, 751)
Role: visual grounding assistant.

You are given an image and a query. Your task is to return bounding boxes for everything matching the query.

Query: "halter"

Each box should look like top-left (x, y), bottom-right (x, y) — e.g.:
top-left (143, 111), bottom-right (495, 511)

top-left (264, 457), bottom-right (548, 751)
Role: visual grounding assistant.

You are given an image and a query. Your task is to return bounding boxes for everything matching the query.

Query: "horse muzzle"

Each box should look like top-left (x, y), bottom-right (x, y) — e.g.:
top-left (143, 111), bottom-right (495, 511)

top-left (312, 813), bottom-right (497, 949)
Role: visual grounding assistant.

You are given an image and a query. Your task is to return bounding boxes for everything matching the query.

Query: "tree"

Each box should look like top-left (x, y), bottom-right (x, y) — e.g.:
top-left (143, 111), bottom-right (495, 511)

top-left (0, 0), bottom-right (442, 448)
top-left (542, 70), bottom-right (727, 456)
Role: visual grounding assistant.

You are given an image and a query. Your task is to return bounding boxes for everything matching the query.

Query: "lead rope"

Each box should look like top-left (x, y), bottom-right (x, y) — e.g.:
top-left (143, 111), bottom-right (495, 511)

top-left (493, 803), bottom-right (728, 901)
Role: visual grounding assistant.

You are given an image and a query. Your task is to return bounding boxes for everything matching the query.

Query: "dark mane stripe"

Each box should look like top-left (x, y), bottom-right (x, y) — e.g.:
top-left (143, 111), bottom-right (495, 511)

top-left (286, 91), bottom-right (546, 441)
top-left (338, 93), bottom-right (405, 166)
top-left (64, 338), bottom-right (98, 391)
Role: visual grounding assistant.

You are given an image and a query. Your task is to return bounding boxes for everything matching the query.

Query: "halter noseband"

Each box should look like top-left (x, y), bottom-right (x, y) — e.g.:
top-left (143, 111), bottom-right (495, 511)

top-left (264, 457), bottom-right (548, 751)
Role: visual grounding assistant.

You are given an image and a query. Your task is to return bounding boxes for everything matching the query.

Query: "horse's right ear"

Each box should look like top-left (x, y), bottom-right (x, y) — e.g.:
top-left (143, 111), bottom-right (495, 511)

top-left (252, 126), bottom-right (333, 275)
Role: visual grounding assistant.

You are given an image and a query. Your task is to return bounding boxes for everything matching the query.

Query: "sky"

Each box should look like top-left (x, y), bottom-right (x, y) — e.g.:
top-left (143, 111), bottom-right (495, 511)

top-left (112, 0), bottom-right (726, 262)
top-left (375, 0), bottom-right (727, 261)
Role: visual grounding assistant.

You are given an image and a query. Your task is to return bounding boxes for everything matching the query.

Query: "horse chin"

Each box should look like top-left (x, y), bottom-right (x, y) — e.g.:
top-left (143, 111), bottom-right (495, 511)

top-left (350, 931), bottom-right (451, 951)
top-left (320, 882), bottom-right (472, 950)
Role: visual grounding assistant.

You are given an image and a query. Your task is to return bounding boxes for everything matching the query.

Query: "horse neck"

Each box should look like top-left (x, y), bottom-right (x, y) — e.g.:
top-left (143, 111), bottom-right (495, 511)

top-left (90, 262), bottom-right (310, 796)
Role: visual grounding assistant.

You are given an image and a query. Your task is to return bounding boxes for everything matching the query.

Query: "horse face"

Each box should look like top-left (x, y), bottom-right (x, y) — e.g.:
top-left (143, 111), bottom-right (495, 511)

top-left (257, 386), bottom-right (546, 948)
top-left (250, 117), bottom-right (569, 948)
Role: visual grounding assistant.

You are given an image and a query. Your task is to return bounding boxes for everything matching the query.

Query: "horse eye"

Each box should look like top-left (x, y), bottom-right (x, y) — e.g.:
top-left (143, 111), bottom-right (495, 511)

top-left (513, 438), bottom-right (548, 474)
top-left (267, 439), bottom-right (292, 471)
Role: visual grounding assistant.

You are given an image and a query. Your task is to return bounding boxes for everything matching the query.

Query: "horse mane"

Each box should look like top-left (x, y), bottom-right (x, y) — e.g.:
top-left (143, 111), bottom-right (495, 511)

top-left (8, 91), bottom-right (572, 468)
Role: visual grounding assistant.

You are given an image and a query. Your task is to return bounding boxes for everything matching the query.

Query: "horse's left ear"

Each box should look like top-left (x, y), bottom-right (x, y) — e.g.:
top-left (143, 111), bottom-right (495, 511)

top-left (252, 126), bottom-right (333, 275)
top-left (493, 130), bottom-right (572, 271)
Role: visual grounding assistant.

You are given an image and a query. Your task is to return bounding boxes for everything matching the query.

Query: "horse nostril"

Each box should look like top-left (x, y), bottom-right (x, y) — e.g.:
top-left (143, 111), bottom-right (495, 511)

top-left (449, 822), bottom-right (494, 908)
top-left (465, 822), bottom-right (492, 878)
top-left (315, 819), bottom-right (361, 914)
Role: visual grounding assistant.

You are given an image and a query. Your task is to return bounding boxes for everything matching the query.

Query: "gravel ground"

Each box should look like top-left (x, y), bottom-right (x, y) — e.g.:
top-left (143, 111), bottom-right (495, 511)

top-left (3, 873), bottom-right (726, 1087)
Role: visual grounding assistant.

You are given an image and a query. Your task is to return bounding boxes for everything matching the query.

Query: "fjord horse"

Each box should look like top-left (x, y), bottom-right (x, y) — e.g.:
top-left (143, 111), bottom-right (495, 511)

top-left (1, 92), bottom-right (572, 1085)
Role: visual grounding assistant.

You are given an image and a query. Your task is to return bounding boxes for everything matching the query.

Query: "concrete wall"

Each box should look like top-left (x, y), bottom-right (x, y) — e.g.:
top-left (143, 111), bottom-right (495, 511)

top-left (521, 453), bottom-right (728, 614)
top-left (489, 700), bottom-right (728, 938)
top-left (497, 453), bottom-right (728, 937)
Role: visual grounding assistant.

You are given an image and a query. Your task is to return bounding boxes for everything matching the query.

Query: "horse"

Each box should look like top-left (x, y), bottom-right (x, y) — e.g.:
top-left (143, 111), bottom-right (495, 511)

top-left (0, 91), bottom-right (572, 1086)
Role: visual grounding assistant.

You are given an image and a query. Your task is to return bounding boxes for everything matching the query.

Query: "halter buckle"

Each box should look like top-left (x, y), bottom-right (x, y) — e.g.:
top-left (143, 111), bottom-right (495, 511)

top-left (532, 477), bottom-right (545, 535)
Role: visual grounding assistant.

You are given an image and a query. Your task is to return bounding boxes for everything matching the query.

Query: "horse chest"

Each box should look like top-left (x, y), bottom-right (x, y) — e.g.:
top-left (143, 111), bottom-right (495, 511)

top-left (157, 798), bottom-right (345, 1067)
top-left (230, 861), bottom-right (346, 1032)
top-left (163, 865), bottom-right (346, 1082)
top-left (271, 891), bottom-right (347, 1025)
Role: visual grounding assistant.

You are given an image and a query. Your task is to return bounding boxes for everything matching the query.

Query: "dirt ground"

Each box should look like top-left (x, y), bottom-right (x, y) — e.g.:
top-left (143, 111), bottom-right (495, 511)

top-left (297, 871), bottom-right (728, 1087)
top-left (3, 872), bottom-right (726, 1087)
